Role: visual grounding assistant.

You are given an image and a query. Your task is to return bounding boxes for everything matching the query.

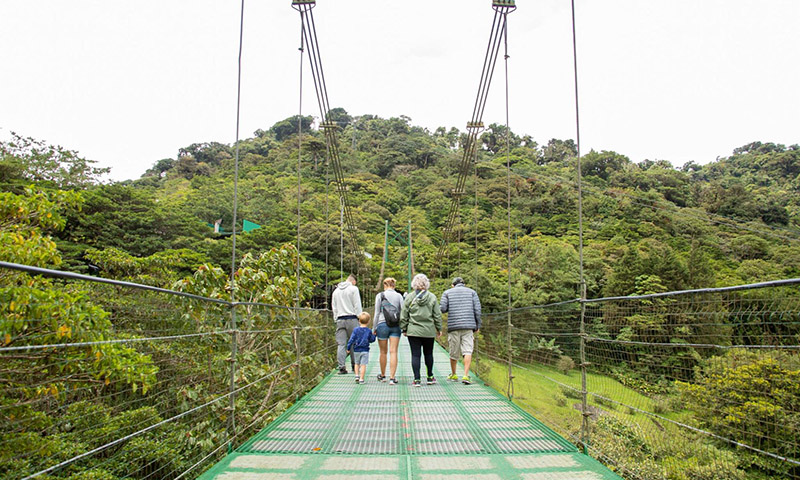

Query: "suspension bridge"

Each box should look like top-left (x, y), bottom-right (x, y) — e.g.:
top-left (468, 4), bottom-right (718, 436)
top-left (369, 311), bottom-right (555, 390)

top-left (2, 0), bottom-right (799, 479)
top-left (198, 336), bottom-right (619, 480)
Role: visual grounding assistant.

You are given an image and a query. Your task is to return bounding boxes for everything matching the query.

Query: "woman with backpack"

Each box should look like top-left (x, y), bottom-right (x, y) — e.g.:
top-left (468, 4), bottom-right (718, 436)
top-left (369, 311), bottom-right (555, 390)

top-left (373, 277), bottom-right (404, 385)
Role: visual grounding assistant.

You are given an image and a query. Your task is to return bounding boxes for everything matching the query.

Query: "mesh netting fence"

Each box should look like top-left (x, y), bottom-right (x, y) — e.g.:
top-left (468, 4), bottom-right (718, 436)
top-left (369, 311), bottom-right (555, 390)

top-left (478, 281), bottom-right (800, 480)
top-left (0, 263), bottom-right (335, 479)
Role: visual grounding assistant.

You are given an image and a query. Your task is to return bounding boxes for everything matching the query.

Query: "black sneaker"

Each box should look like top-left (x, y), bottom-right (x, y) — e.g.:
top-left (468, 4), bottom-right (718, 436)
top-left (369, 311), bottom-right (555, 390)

top-left (377, 374), bottom-right (386, 382)
top-left (355, 377), bottom-right (360, 384)
top-left (427, 376), bottom-right (437, 385)
top-left (337, 367), bottom-right (348, 375)
top-left (388, 378), bottom-right (398, 385)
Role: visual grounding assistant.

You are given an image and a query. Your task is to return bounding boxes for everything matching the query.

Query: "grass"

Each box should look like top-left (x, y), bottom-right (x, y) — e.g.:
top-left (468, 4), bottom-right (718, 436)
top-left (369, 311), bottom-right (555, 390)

top-left (474, 356), bottom-right (693, 447)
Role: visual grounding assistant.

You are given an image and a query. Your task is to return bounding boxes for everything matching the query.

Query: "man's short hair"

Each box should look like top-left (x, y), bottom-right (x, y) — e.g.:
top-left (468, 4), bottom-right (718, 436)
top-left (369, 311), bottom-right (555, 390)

top-left (452, 277), bottom-right (465, 286)
top-left (347, 274), bottom-right (357, 283)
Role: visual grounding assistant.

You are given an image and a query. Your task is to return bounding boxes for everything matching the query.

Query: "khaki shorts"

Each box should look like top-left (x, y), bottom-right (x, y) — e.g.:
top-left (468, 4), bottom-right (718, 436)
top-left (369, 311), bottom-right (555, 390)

top-left (448, 329), bottom-right (474, 359)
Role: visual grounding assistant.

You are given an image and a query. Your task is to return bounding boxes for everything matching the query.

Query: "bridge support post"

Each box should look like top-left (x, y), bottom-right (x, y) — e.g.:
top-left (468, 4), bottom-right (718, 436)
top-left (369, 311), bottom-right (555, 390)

top-left (227, 305), bottom-right (238, 450)
top-left (506, 311), bottom-right (514, 401)
top-left (579, 286), bottom-right (589, 454)
top-left (376, 220), bottom-right (388, 290)
top-left (408, 221), bottom-right (415, 281)
top-left (294, 321), bottom-right (301, 400)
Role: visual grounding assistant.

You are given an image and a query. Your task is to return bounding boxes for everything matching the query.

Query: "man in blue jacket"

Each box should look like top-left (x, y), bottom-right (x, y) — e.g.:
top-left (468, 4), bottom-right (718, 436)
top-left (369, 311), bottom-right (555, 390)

top-left (440, 277), bottom-right (481, 384)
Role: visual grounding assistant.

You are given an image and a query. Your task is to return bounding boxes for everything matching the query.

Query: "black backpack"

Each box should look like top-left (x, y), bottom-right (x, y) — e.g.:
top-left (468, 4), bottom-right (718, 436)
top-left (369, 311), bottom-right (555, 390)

top-left (380, 293), bottom-right (400, 327)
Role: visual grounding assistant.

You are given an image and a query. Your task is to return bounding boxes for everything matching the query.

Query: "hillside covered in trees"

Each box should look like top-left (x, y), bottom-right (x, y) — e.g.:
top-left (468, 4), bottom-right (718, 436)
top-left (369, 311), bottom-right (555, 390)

top-left (2, 112), bottom-right (799, 480)
top-left (3, 111), bottom-right (798, 307)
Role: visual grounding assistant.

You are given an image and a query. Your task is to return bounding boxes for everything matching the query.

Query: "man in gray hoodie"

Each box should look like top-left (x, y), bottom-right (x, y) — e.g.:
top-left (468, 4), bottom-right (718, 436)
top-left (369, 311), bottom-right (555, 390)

top-left (332, 274), bottom-right (362, 374)
top-left (440, 277), bottom-right (481, 384)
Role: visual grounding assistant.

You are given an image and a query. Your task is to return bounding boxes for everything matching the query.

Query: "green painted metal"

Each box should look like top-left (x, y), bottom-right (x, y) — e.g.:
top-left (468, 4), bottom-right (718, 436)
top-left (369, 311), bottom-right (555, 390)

top-left (197, 338), bottom-right (623, 479)
top-left (379, 222), bottom-right (414, 293)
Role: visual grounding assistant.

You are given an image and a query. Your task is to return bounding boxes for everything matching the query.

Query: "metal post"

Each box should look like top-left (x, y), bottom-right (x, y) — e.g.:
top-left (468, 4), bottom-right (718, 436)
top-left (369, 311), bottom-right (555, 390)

top-left (408, 221), bottom-right (415, 277)
top-left (294, 323), bottom-right (301, 400)
top-left (295, 12), bottom-right (304, 404)
top-left (228, 305), bottom-right (238, 450)
top-left (502, 11), bottom-right (514, 402)
top-left (324, 161), bottom-right (330, 310)
top-left (406, 222), bottom-right (413, 291)
top-left (377, 220), bottom-right (388, 290)
top-left (340, 199), bottom-right (344, 281)
top-left (579, 291), bottom-right (589, 453)
top-left (474, 153), bottom-right (479, 292)
top-left (570, 0), bottom-right (590, 455)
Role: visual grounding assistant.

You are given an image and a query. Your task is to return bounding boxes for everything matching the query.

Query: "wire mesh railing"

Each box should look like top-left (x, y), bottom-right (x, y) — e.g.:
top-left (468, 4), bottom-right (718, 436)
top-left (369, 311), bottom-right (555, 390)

top-left (477, 279), bottom-right (800, 480)
top-left (0, 262), bottom-right (335, 480)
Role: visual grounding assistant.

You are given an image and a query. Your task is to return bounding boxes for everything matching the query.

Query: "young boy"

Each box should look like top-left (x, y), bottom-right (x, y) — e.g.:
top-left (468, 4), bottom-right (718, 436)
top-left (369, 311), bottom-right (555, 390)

top-left (346, 312), bottom-right (376, 384)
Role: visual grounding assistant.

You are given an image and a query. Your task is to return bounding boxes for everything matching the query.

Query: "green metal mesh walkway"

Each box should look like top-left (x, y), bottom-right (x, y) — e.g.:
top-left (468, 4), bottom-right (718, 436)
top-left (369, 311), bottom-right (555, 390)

top-left (198, 337), bottom-right (622, 480)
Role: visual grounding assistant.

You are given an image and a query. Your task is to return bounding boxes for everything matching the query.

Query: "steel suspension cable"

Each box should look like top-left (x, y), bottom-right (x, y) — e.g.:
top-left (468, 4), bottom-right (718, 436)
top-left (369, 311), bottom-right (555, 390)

top-left (324, 159), bottom-right (330, 308)
top-left (293, 2), bottom-right (365, 277)
top-left (230, 0), bottom-right (245, 299)
top-left (226, 0), bottom-right (246, 450)
top-left (571, 0), bottom-right (589, 454)
top-left (501, 10), bottom-right (514, 401)
top-left (474, 150), bottom-right (479, 290)
top-left (433, 3), bottom-right (516, 276)
top-left (295, 15), bottom-right (307, 313)
top-left (295, 9), bottom-right (306, 397)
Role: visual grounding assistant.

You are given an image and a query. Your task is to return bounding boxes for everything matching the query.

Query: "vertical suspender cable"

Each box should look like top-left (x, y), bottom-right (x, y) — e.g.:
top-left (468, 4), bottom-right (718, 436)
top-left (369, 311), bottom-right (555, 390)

top-left (294, 12), bottom-right (305, 399)
top-left (297, 21), bottom-right (304, 314)
top-left (324, 161), bottom-right (330, 309)
top-left (434, 3), bottom-right (514, 277)
top-left (340, 200), bottom-right (344, 281)
top-left (228, 0), bottom-right (246, 449)
top-left (297, 4), bottom-right (364, 278)
top-left (572, 0), bottom-right (589, 455)
top-left (502, 11), bottom-right (514, 402)
top-left (409, 221), bottom-right (415, 277)
top-left (474, 156), bottom-right (479, 292)
top-left (377, 220), bottom-right (388, 290)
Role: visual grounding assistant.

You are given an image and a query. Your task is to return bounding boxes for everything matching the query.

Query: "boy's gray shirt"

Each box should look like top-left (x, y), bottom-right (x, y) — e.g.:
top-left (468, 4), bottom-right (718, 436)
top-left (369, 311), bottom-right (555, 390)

top-left (440, 284), bottom-right (481, 331)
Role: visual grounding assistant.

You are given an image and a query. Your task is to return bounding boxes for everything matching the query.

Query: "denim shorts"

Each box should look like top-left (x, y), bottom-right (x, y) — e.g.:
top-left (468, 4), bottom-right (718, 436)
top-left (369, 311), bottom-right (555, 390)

top-left (376, 323), bottom-right (402, 340)
top-left (352, 351), bottom-right (370, 365)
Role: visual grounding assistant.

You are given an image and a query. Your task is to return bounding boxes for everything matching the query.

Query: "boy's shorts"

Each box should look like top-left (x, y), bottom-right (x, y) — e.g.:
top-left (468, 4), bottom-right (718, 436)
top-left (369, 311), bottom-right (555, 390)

top-left (448, 330), bottom-right (474, 359)
top-left (352, 351), bottom-right (370, 365)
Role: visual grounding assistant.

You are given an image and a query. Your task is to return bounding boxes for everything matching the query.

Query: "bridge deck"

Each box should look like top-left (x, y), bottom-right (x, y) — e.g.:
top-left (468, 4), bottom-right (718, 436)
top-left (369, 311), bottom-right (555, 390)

top-left (198, 337), bottom-right (621, 480)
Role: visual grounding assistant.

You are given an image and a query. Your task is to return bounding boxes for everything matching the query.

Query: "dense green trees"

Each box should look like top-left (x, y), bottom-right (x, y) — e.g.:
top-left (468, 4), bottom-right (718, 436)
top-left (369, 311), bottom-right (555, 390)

top-left (2, 119), bottom-right (798, 479)
top-left (0, 132), bottom-right (110, 190)
top-left (6, 120), bottom-right (799, 306)
top-left (678, 349), bottom-right (800, 476)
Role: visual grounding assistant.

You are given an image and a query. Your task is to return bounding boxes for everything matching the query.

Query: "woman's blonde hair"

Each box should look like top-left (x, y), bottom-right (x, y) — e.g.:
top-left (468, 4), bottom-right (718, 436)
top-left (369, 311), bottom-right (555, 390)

top-left (411, 273), bottom-right (430, 291)
top-left (383, 277), bottom-right (396, 288)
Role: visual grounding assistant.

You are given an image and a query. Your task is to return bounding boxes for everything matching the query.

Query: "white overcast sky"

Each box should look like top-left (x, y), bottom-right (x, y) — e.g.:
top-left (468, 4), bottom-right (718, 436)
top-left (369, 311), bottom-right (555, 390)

top-left (1, 0), bottom-right (798, 182)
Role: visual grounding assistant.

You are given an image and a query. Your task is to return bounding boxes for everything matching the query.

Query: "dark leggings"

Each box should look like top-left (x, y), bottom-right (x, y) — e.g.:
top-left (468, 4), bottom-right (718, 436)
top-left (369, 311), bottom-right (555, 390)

top-left (407, 336), bottom-right (435, 380)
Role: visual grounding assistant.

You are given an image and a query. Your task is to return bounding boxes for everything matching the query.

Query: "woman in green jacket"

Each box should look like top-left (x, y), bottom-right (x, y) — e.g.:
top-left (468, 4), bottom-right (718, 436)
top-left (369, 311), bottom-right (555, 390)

top-left (400, 273), bottom-right (442, 387)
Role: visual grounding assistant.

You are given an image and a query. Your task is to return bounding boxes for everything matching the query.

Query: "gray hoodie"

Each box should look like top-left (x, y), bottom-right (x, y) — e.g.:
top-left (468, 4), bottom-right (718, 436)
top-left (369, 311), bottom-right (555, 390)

top-left (331, 281), bottom-right (362, 321)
